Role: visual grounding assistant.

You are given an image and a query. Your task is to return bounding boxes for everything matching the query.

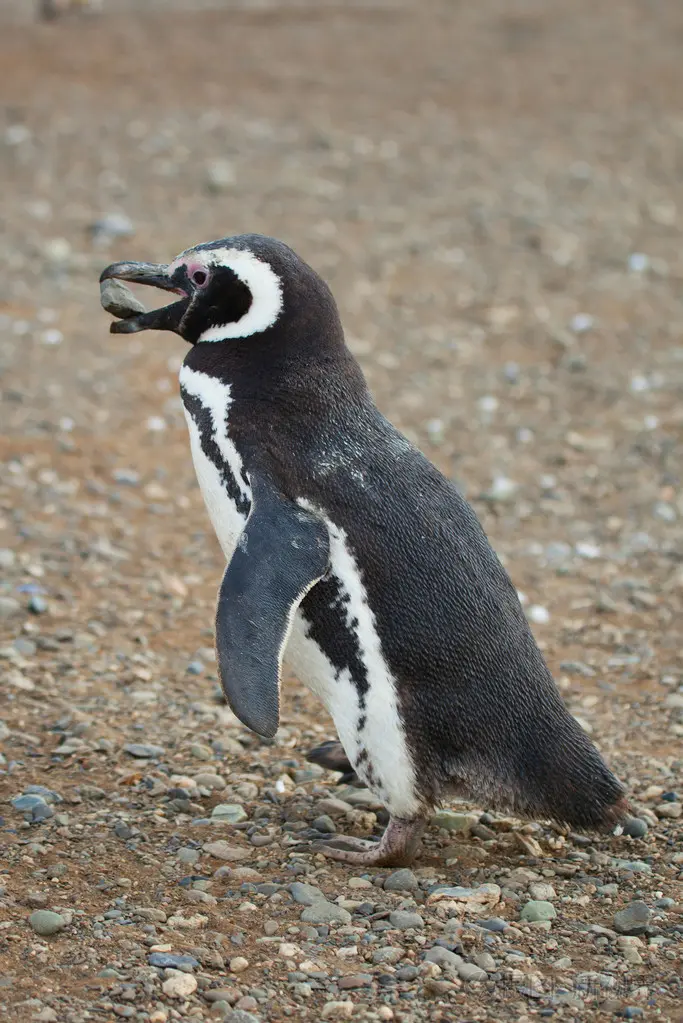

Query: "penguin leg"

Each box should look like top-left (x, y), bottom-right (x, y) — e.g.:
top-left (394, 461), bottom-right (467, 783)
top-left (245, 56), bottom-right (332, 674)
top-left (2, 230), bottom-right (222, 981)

top-left (314, 815), bottom-right (426, 867)
top-left (305, 739), bottom-right (364, 787)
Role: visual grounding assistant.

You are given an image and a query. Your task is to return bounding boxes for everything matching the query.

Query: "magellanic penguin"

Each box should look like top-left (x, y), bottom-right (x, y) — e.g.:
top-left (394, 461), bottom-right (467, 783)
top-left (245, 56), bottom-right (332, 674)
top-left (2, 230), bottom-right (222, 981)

top-left (100, 235), bottom-right (629, 867)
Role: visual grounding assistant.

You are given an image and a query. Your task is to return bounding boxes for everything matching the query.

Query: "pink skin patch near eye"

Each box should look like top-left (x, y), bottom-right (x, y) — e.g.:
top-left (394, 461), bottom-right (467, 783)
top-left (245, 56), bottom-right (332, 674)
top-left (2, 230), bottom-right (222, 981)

top-left (167, 256), bottom-right (210, 295)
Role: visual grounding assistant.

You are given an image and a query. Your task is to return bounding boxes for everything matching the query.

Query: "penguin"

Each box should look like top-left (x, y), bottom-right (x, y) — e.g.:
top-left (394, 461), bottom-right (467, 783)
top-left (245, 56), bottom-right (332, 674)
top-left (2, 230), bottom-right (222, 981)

top-left (100, 234), bottom-right (629, 867)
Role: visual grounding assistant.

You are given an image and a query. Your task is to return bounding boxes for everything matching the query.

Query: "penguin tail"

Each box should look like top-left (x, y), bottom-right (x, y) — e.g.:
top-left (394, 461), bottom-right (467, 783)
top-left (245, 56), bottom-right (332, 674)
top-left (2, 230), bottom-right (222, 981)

top-left (505, 718), bottom-right (631, 833)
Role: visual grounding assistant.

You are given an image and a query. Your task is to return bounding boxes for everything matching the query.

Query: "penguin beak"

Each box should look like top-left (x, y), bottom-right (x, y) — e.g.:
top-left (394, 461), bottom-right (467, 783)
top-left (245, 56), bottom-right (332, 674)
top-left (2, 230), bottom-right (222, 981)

top-left (100, 260), bottom-right (190, 335)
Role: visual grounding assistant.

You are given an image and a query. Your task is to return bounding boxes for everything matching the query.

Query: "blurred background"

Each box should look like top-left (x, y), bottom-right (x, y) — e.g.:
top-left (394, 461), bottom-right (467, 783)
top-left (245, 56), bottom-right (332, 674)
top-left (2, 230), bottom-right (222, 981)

top-left (1, 1), bottom-right (682, 1019)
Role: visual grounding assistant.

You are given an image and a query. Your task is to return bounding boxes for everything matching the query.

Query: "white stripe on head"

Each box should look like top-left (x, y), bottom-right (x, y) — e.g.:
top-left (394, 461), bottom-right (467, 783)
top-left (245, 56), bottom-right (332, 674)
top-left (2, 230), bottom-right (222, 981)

top-left (197, 247), bottom-right (284, 342)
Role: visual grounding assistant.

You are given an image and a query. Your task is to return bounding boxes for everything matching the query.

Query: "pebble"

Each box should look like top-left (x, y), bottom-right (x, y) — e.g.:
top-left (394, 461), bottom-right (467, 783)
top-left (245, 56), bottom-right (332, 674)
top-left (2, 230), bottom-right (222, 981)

top-left (321, 1002), bottom-right (354, 1019)
top-left (424, 946), bottom-right (463, 971)
top-left (388, 910), bottom-right (424, 930)
top-left (622, 817), bottom-right (649, 838)
top-left (161, 970), bottom-right (198, 998)
top-left (229, 956), bottom-right (250, 973)
top-left (0, 596), bottom-right (21, 618)
top-left (383, 868), bottom-right (418, 891)
top-left (372, 946), bottom-right (403, 965)
top-left (289, 882), bottom-right (326, 905)
top-left (337, 973), bottom-right (372, 989)
top-left (203, 841), bottom-right (251, 861)
top-left (300, 902), bottom-right (351, 925)
top-left (655, 801), bottom-right (682, 819)
top-left (28, 911), bottom-right (67, 936)
top-left (211, 803), bottom-right (248, 823)
top-left (148, 953), bottom-right (199, 971)
top-left (457, 962), bottom-right (488, 982)
top-left (520, 900), bottom-right (557, 923)
top-left (613, 901), bottom-right (652, 935)
top-left (528, 882), bottom-right (556, 901)
top-left (223, 1012), bottom-right (260, 1023)
top-left (122, 743), bottom-right (165, 759)
top-left (100, 280), bottom-right (146, 319)
top-left (429, 809), bottom-right (479, 833)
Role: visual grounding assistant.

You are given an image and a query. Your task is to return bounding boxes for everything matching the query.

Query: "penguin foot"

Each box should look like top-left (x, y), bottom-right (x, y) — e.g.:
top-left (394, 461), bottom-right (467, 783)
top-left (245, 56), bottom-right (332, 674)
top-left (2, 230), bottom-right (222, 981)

top-left (305, 739), bottom-right (364, 787)
top-left (314, 815), bottom-right (426, 867)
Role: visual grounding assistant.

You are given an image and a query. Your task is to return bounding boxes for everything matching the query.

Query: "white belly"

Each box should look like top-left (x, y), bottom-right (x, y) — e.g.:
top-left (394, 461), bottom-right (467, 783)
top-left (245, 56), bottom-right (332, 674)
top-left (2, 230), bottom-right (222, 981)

top-left (179, 364), bottom-right (420, 818)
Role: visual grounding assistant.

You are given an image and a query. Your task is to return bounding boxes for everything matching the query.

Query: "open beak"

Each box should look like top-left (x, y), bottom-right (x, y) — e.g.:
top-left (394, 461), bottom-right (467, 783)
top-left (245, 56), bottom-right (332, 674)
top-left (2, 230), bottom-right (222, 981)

top-left (100, 260), bottom-right (190, 335)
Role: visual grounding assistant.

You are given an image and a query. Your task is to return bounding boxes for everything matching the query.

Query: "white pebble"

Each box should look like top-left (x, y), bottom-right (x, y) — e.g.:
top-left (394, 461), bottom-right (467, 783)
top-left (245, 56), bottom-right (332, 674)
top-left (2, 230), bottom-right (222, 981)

top-left (570, 313), bottom-right (594, 333)
top-left (575, 542), bottom-right (601, 559)
top-left (528, 605), bottom-right (550, 625)
top-left (630, 374), bottom-right (650, 393)
top-left (146, 416), bottom-right (167, 432)
top-left (41, 329), bottom-right (63, 346)
top-left (229, 956), bottom-right (249, 973)
top-left (161, 971), bottom-right (197, 999)
top-left (628, 252), bottom-right (649, 273)
top-left (321, 1002), bottom-right (354, 1020)
top-left (278, 943), bottom-right (299, 958)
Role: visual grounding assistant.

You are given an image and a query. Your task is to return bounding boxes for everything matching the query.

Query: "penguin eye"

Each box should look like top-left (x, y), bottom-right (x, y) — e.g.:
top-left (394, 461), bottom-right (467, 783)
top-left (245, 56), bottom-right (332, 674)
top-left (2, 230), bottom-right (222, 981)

top-left (192, 269), bottom-right (208, 287)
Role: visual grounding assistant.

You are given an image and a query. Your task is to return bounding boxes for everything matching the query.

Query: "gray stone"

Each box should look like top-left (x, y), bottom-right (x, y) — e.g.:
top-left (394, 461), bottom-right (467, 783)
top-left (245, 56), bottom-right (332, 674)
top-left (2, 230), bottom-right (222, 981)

top-left (211, 803), bottom-right (247, 824)
top-left (622, 817), bottom-right (648, 839)
top-left (122, 743), bottom-right (165, 759)
top-left (520, 900), bottom-right (557, 923)
top-left (29, 911), bottom-right (66, 936)
top-left (148, 953), bottom-right (199, 971)
top-left (424, 946), bottom-right (463, 971)
top-left (612, 858), bottom-right (652, 875)
top-left (473, 952), bottom-right (496, 972)
top-left (458, 962), bottom-right (488, 982)
top-left (371, 946), bottom-right (403, 965)
top-left (12, 794), bottom-right (47, 812)
top-left (222, 1012), bottom-right (260, 1023)
top-left (476, 917), bottom-right (508, 932)
top-left (100, 280), bottom-right (146, 319)
top-left (312, 815), bottom-right (336, 834)
top-left (288, 882), bottom-right (325, 906)
top-left (388, 910), bottom-right (424, 930)
top-left (177, 847), bottom-right (200, 865)
top-left (395, 965), bottom-right (418, 981)
top-left (300, 901), bottom-right (351, 925)
top-left (0, 597), bottom-right (21, 618)
top-left (429, 810), bottom-right (479, 833)
top-left (613, 901), bottom-right (652, 936)
top-left (383, 869), bottom-right (418, 892)
top-left (23, 785), bottom-right (63, 804)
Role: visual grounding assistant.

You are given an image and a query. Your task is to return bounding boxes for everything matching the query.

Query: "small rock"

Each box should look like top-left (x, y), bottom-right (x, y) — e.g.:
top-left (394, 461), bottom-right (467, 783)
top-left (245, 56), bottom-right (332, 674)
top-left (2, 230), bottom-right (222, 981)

top-left (312, 814), bottom-right (336, 833)
top-left (457, 962), bottom-right (487, 982)
top-left (321, 1002), bottom-right (354, 1019)
top-left (520, 901), bottom-right (557, 923)
top-left (203, 841), bottom-right (251, 862)
top-left (300, 902), bottom-right (351, 925)
top-left (123, 743), bottom-right (165, 759)
top-left (177, 847), bottom-right (200, 865)
top-left (430, 810), bottom-right (478, 833)
top-left (655, 801), bottom-right (682, 819)
top-left (205, 158), bottom-right (236, 193)
top-left (29, 911), bottom-right (66, 936)
top-left (622, 817), bottom-right (648, 839)
top-left (211, 804), bottom-right (248, 824)
top-left (148, 953), bottom-right (199, 971)
top-left (372, 946), bottom-right (403, 965)
top-left (229, 956), bottom-right (249, 973)
top-left (528, 882), bottom-right (556, 901)
top-left (222, 1012), bottom-right (260, 1023)
top-left (100, 280), bottom-right (146, 319)
top-left (162, 970), bottom-right (198, 998)
top-left (424, 946), bottom-right (463, 972)
top-left (383, 868), bottom-right (418, 891)
top-left (337, 973), bottom-right (372, 989)
top-left (0, 597), bottom-right (21, 618)
top-left (613, 901), bottom-right (652, 935)
top-left (289, 882), bottom-right (325, 906)
top-left (388, 910), bottom-right (424, 930)
top-left (473, 952), bottom-right (496, 972)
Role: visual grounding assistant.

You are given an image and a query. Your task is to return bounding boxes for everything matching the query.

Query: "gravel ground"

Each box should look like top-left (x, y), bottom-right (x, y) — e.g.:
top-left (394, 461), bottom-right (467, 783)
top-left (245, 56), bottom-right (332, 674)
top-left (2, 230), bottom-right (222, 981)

top-left (1, 2), bottom-right (682, 1021)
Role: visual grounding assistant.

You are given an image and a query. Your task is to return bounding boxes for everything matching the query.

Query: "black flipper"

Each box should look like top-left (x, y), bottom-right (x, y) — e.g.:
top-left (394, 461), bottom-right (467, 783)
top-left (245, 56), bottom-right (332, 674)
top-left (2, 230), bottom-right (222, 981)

top-left (215, 478), bottom-right (330, 739)
top-left (306, 739), bottom-right (364, 787)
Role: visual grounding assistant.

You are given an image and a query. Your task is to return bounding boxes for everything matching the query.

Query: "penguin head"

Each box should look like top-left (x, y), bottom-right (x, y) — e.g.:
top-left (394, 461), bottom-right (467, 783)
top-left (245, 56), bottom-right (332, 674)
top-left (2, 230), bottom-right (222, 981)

top-left (100, 234), bottom-right (340, 347)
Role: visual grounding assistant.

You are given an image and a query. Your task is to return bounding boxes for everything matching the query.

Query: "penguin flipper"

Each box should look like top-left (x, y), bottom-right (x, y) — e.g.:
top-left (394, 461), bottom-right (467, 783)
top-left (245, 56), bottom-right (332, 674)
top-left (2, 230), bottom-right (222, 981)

top-left (215, 478), bottom-right (330, 739)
